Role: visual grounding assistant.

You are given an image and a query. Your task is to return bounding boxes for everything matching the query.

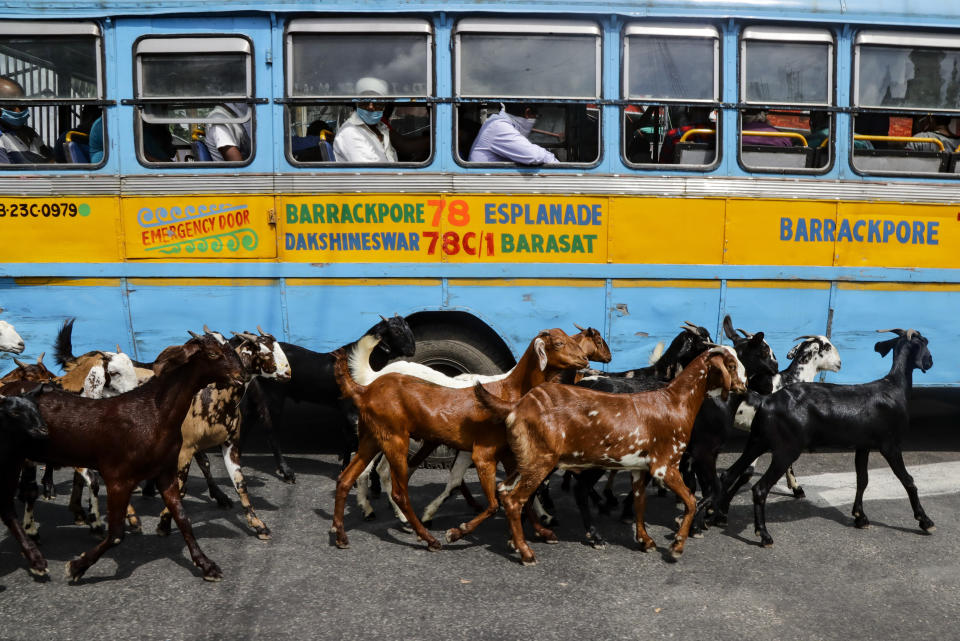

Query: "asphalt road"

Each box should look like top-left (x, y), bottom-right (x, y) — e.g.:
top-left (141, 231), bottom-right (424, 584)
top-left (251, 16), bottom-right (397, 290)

top-left (2, 438), bottom-right (960, 641)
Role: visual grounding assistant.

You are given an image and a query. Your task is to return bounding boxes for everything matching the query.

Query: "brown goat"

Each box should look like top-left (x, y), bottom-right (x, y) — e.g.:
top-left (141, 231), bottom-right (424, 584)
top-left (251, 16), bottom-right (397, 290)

top-left (0, 354), bottom-right (54, 393)
top-left (475, 346), bottom-right (747, 565)
top-left (331, 328), bottom-right (589, 551)
top-left (2, 332), bottom-right (248, 581)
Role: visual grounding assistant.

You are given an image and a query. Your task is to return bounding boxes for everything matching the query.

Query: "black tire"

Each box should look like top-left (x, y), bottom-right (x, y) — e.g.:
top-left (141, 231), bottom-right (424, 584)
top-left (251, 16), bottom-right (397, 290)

top-left (402, 324), bottom-right (511, 467)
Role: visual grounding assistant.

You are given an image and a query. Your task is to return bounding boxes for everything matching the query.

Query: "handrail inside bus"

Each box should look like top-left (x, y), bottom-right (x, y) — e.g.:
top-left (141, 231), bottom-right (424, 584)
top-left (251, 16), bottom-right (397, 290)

top-left (741, 130), bottom-right (808, 147)
top-left (678, 128), bottom-right (716, 143)
top-left (64, 130), bottom-right (88, 143)
top-left (853, 134), bottom-right (946, 152)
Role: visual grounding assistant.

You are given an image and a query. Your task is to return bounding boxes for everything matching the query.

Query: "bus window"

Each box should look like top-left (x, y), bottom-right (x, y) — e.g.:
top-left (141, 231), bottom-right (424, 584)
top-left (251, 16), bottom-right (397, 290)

top-left (853, 31), bottom-right (960, 176)
top-left (622, 23), bottom-right (720, 167)
top-left (285, 18), bottom-right (433, 165)
top-left (454, 19), bottom-right (600, 166)
top-left (0, 22), bottom-right (103, 167)
top-left (134, 36), bottom-right (254, 165)
top-left (739, 26), bottom-right (834, 173)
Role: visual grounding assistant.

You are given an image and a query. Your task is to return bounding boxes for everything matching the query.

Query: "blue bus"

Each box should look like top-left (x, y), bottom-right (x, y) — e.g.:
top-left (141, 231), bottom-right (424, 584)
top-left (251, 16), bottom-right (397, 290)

top-left (0, 0), bottom-right (957, 393)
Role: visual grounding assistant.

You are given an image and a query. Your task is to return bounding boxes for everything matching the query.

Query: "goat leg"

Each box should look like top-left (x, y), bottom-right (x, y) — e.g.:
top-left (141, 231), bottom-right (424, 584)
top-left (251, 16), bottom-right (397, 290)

top-left (444, 447), bottom-right (502, 544)
top-left (662, 467), bottom-right (697, 559)
top-left (784, 465), bottom-right (805, 499)
top-left (499, 470), bottom-right (549, 566)
top-left (40, 464), bottom-right (55, 499)
top-left (332, 438), bottom-right (380, 549)
top-left (879, 445), bottom-right (935, 533)
top-left (572, 468), bottom-right (607, 548)
top-left (155, 472), bottom-right (222, 581)
top-left (222, 440), bottom-right (271, 540)
top-left (17, 463), bottom-right (40, 539)
top-left (631, 470), bottom-right (655, 552)
top-left (194, 451), bottom-right (233, 508)
top-left (379, 437), bottom-right (441, 551)
top-left (3, 461), bottom-right (47, 577)
top-left (65, 478), bottom-right (136, 583)
top-left (852, 448), bottom-right (870, 528)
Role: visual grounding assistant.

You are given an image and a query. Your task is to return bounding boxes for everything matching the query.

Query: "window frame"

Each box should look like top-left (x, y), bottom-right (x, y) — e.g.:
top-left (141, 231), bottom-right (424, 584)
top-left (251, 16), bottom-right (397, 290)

top-left (283, 17), bottom-right (435, 167)
top-left (132, 33), bottom-right (256, 167)
top-left (453, 18), bottom-right (603, 168)
top-left (737, 25), bottom-right (836, 176)
top-left (851, 29), bottom-right (960, 179)
top-left (621, 22), bottom-right (721, 170)
top-left (0, 20), bottom-right (106, 169)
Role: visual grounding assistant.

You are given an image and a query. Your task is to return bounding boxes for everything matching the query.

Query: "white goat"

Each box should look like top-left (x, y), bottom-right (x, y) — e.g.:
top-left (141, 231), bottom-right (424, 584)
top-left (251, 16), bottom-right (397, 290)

top-left (0, 307), bottom-right (25, 354)
top-left (732, 334), bottom-right (842, 497)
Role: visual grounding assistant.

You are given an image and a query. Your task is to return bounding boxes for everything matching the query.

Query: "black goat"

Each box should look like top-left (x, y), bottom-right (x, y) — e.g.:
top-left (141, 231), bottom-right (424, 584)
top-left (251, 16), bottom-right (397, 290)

top-left (249, 314), bottom-right (416, 481)
top-left (0, 391), bottom-right (48, 574)
top-left (718, 328), bottom-right (934, 548)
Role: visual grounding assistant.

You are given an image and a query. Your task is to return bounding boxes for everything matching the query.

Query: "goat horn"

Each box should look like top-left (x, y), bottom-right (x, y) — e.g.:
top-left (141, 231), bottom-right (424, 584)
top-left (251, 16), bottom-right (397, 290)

top-left (905, 328), bottom-right (917, 341)
top-left (875, 329), bottom-right (905, 335)
top-left (37, 352), bottom-right (44, 364)
top-left (256, 325), bottom-right (267, 336)
top-left (203, 324), bottom-right (213, 334)
top-left (187, 330), bottom-right (201, 340)
top-left (13, 357), bottom-right (26, 368)
top-left (793, 335), bottom-right (818, 341)
top-left (379, 314), bottom-right (389, 322)
top-left (116, 344), bottom-right (122, 353)
top-left (573, 323), bottom-right (585, 331)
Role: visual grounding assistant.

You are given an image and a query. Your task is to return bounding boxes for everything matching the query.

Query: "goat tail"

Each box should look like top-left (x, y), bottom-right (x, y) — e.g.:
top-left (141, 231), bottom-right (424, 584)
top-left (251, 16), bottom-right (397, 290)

top-left (53, 317), bottom-right (77, 370)
top-left (472, 382), bottom-right (515, 423)
top-left (333, 347), bottom-right (366, 402)
top-left (648, 341), bottom-right (665, 365)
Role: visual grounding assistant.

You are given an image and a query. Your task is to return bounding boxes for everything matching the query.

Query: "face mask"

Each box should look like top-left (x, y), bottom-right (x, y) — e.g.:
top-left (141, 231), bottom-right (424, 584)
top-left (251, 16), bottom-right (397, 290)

top-left (513, 116), bottom-right (536, 137)
top-left (357, 109), bottom-right (383, 126)
top-left (1, 108), bottom-right (29, 128)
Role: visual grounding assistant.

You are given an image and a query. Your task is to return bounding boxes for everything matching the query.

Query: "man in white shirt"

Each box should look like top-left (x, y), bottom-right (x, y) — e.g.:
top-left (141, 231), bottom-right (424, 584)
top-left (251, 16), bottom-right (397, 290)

top-left (204, 102), bottom-right (252, 162)
top-left (467, 103), bottom-right (557, 165)
top-left (332, 77), bottom-right (398, 163)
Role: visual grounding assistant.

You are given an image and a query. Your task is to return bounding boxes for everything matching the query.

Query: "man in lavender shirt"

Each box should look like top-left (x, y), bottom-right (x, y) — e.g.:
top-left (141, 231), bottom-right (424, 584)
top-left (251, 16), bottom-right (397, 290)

top-left (468, 103), bottom-right (557, 164)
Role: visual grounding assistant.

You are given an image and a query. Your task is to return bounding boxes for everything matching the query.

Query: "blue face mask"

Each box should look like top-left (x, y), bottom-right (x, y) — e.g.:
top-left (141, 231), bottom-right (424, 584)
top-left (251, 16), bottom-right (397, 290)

top-left (1, 108), bottom-right (29, 128)
top-left (357, 108), bottom-right (383, 126)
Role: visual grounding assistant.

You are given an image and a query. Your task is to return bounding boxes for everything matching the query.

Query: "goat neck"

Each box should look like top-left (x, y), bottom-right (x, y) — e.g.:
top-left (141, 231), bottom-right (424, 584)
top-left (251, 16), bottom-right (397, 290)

top-left (150, 341), bottom-right (245, 425)
top-left (347, 334), bottom-right (381, 385)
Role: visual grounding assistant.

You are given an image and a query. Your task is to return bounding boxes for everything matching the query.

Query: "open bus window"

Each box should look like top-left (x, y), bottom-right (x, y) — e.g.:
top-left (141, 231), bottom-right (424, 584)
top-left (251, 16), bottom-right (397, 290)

top-left (284, 18), bottom-right (433, 165)
top-left (853, 31), bottom-right (960, 176)
top-left (134, 36), bottom-right (254, 165)
top-left (622, 23), bottom-right (720, 167)
top-left (739, 26), bottom-right (833, 173)
top-left (453, 19), bottom-right (600, 165)
top-left (0, 22), bottom-right (103, 167)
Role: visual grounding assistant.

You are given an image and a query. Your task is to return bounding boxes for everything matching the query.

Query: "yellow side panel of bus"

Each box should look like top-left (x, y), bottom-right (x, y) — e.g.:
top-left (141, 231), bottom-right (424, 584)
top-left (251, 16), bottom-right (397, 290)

top-left (0, 197), bottom-right (122, 262)
top-left (279, 194), bottom-right (607, 263)
top-left (724, 199), bottom-right (837, 266)
top-left (122, 196), bottom-right (277, 259)
top-left (835, 202), bottom-right (956, 268)
top-left (608, 197), bottom-right (724, 264)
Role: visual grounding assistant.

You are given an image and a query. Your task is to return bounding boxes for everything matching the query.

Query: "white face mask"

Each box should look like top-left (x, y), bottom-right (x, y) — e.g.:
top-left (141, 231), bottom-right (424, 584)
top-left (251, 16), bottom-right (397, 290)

top-left (515, 116), bottom-right (536, 137)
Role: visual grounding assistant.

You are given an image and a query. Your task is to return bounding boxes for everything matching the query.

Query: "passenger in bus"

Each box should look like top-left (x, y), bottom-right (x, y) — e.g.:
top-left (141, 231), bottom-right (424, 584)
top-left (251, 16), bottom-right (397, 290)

top-left (332, 77), bottom-right (398, 163)
top-left (659, 106), bottom-right (714, 163)
top-left (203, 103), bottom-right (252, 162)
top-left (905, 115), bottom-right (960, 153)
top-left (89, 115), bottom-right (104, 163)
top-left (0, 77), bottom-right (52, 164)
top-left (741, 109), bottom-right (793, 147)
top-left (467, 103), bottom-right (557, 165)
top-left (806, 111), bottom-right (871, 151)
top-left (143, 123), bottom-right (175, 162)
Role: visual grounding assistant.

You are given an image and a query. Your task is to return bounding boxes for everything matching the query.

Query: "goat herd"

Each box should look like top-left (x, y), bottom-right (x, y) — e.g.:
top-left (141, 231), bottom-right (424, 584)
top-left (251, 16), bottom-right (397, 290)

top-left (0, 305), bottom-right (937, 581)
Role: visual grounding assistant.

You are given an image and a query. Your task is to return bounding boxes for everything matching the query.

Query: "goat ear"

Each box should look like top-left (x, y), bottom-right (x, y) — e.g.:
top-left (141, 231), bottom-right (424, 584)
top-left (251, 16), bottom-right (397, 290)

top-left (786, 344), bottom-right (800, 360)
top-left (874, 338), bottom-right (897, 358)
top-left (153, 342), bottom-right (199, 377)
top-left (722, 315), bottom-right (737, 340)
top-left (534, 337), bottom-right (548, 371)
top-left (710, 354), bottom-right (732, 401)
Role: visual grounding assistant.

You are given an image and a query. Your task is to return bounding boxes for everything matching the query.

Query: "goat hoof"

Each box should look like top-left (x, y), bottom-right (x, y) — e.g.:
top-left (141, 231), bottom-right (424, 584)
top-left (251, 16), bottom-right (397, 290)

top-left (793, 487), bottom-right (806, 499)
top-left (520, 556), bottom-right (538, 566)
top-left (445, 528), bottom-right (463, 543)
top-left (334, 538), bottom-right (350, 550)
top-left (256, 531), bottom-right (272, 541)
top-left (920, 519), bottom-right (936, 533)
top-left (73, 515), bottom-right (86, 526)
top-left (539, 532), bottom-right (559, 544)
top-left (587, 536), bottom-right (607, 550)
top-left (65, 560), bottom-right (84, 583)
top-left (426, 540), bottom-right (443, 552)
top-left (28, 561), bottom-right (49, 579)
top-left (156, 524), bottom-right (172, 537)
top-left (639, 540), bottom-right (656, 553)
top-left (398, 522), bottom-right (414, 534)
top-left (854, 515), bottom-right (870, 529)
top-left (757, 532), bottom-right (774, 547)
top-left (202, 562), bottom-right (223, 582)
top-left (506, 539), bottom-right (517, 551)
top-left (362, 511), bottom-right (376, 522)
top-left (276, 468), bottom-right (296, 484)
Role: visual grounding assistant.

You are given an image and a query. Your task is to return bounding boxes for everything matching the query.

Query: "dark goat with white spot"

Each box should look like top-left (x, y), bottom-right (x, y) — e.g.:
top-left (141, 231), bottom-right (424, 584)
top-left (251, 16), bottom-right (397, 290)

top-left (718, 328), bottom-right (934, 547)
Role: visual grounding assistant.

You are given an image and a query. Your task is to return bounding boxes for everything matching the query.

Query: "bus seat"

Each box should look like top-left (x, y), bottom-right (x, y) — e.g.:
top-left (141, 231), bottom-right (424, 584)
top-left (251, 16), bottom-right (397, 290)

top-left (741, 145), bottom-right (812, 169)
top-left (191, 140), bottom-right (212, 161)
top-left (319, 129), bottom-right (334, 161)
top-left (673, 142), bottom-right (715, 165)
top-left (852, 149), bottom-right (946, 173)
top-left (62, 130), bottom-right (90, 163)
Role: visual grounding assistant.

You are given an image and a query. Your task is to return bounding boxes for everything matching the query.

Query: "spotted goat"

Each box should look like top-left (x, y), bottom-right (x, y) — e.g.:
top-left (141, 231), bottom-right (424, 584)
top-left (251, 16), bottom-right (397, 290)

top-left (474, 345), bottom-right (747, 565)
